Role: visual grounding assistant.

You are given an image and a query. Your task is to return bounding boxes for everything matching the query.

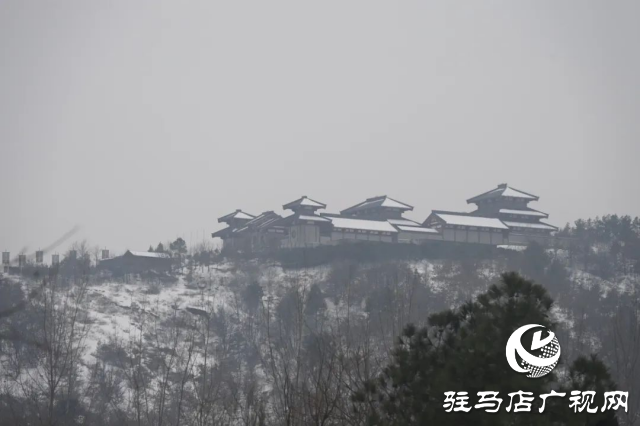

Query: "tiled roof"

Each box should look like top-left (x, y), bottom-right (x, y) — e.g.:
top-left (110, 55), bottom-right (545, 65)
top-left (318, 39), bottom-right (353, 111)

top-left (467, 184), bottom-right (539, 203)
top-left (328, 216), bottom-right (398, 233)
top-left (240, 211), bottom-right (283, 231)
top-left (387, 218), bottom-right (421, 226)
top-left (341, 195), bottom-right (413, 215)
top-left (502, 221), bottom-right (558, 231)
top-left (126, 250), bottom-right (171, 259)
top-left (283, 196), bottom-right (326, 210)
top-left (212, 227), bottom-right (230, 238)
top-left (499, 208), bottom-right (548, 218)
top-left (218, 209), bottom-right (256, 223)
top-left (298, 215), bottom-right (331, 222)
top-left (396, 226), bottom-right (439, 234)
top-left (431, 211), bottom-right (509, 230)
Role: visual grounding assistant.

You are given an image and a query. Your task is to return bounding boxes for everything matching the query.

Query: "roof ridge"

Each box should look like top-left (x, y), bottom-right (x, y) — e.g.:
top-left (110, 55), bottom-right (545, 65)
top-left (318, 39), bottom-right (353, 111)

top-left (432, 209), bottom-right (474, 216)
top-left (504, 186), bottom-right (539, 200)
top-left (467, 183), bottom-right (539, 203)
top-left (282, 195), bottom-right (327, 210)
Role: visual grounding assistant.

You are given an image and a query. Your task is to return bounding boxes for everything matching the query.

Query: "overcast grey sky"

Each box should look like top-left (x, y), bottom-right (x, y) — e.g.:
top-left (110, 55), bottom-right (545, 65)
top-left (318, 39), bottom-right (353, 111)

top-left (1, 1), bottom-right (639, 256)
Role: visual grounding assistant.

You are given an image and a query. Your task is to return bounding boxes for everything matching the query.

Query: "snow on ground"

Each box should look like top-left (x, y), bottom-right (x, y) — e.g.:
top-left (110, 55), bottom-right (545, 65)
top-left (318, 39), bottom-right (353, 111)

top-left (570, 268), bottom-right (640, 296)
top-left (80, 262), bottom-right (331, 370)
top-left (408, 259), bottom-right (436, 277)
top-left (497, 245), bottom-right (527, 252)
top-left (408, 260), bottom-right (447, 292)
top-left (10, 258), bottom-right (634, 384)
top-left (551, 304), bottom-right (574, 330)
top-left (80, 264), bottom-right (239, 372)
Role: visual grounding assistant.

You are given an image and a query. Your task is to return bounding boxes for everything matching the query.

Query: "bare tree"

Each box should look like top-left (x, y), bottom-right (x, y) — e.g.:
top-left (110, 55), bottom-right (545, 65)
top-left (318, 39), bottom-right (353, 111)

top-left (4, 274), bottom-right (91, 426)
top-left (611, 296), bottom-right (640, 426)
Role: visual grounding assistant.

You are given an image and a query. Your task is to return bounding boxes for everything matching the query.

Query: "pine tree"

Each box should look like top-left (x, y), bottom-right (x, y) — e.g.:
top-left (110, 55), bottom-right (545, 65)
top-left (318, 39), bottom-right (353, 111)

top-left (243, 281), bottom-right (263, 313)
top-left (170, 238), bottom-right (187, 255)
top-left (353, 272), bottom-right (620, 426)
top-left (305, 284), bottom-right (326, 318)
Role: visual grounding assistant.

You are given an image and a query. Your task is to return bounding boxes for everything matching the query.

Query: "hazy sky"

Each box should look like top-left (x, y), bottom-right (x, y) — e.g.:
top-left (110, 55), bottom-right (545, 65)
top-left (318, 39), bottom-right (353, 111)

top-left (1, 1), bottom-right (639, 256)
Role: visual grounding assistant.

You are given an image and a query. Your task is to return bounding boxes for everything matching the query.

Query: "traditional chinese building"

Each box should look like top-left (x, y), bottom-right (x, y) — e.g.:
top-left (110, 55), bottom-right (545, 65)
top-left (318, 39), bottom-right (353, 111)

top-left (212, 184), bottom-right (559, 251)
top-left (423, 183), bottom-right (558, 245)
top-left (234, 211), bottom-right (286, 252)
top-left (340, 195), bottom-right (413, 220)
top-left (467, 184), bottom-right (558, 244)
top-left (279, 196), bottom-right (332, 248)
top-left (211, 209), bottom-right (256, 251)
top-left (423, 210), bottom-right (509, 245)
top-left (333, 195), bottom-right (440, 243)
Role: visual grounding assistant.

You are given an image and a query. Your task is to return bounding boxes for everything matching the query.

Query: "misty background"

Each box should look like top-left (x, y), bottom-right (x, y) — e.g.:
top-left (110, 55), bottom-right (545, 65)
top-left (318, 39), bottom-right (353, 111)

top-left (1, 1), bottom-right (639, 255)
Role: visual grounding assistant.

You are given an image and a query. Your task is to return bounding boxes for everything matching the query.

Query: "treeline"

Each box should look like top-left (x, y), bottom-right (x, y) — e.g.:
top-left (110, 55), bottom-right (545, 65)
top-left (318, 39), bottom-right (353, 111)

top-left (559, 215), bottom-right (640, 277)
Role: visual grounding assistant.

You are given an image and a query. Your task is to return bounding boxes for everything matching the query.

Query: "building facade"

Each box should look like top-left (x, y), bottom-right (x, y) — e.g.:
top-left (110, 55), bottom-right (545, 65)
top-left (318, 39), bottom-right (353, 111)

top-left (279, 196), bottom-right (332, 248)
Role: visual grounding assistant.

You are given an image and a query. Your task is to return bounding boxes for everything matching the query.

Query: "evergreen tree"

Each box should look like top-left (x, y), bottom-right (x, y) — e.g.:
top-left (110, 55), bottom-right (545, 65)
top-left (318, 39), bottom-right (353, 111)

top-left (305, 283), bottom-right (326, 318)
top-left (170, 238), bottom-right (187, 255)
top-left (155, 242), bottom-right (165, 253)
top-left (353, 272), bottom-right (620, 425)
top-left (520, 242), bottom-right (549, 283)
top-left (148, 245), bottom-right (154, 252)
top-left (243, 281), bottom-right (263, 313)
top-left (562, 355), bottom-right (619, 426)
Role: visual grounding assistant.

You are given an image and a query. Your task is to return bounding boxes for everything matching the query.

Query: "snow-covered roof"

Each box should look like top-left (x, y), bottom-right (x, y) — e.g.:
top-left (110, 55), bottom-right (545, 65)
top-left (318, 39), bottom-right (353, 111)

top-left (298, 215), bottom-right (331, 223)
top-left (283, 196), bottom-right (326, 210)
top-left (502, 221), bottom-right (558, 231)
top-left (218, 209), bottom-right (256, 223)
top-left (240, 211), bottom-right (283, 231)
top-left (341, 195), bottom-right (413, 215)
top-left (501, 187), bottom-right (537, 199)
top-left (467, 184), bottom-right (539, 203)
top-left (126, 251), bottom-right (171, 259)
top-left (499, 208), bottom-right (548, 218)
top-left (379, 198), bottom-right (412, 209)
top-left (432, 212), bottom-right (509, 230)
top-left (211, 227), bottom-right (233, 238)
top-left (396, 226), bottom-right (439, 234)
top-left (387, 218), bottom-right (420, 226)
top-left (234, 211), bottom-right (255, 220)
top-left (328, 217), bottom-right (398, 233)
top-left (497, 245), bottom-right (528, 251)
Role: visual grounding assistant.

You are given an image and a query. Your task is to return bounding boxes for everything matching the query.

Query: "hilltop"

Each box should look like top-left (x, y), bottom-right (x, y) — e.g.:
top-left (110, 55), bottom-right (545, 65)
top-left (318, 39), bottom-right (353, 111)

top-left (1, 215), bottom-right (639, 425)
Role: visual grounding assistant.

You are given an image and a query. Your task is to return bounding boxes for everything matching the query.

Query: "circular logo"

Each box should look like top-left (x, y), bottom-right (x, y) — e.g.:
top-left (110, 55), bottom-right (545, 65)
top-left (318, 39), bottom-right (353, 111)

top-left (505, 324), bottom-right (561, 378)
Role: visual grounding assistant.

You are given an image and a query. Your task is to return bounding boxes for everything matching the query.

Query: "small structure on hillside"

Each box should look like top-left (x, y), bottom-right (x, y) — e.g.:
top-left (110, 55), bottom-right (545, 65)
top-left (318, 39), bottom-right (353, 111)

top-left (99, 250), bottom-right (172, 275)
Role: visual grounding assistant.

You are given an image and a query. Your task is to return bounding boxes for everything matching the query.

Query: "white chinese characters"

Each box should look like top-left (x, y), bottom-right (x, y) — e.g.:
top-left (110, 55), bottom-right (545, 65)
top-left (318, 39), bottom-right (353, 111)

top-left (443, 391), bottom-right (628, 414)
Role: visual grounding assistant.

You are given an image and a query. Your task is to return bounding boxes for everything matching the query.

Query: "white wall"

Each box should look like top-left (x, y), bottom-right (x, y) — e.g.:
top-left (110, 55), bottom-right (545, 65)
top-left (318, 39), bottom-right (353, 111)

top-left (491, 231), bottom-right (504, 245)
